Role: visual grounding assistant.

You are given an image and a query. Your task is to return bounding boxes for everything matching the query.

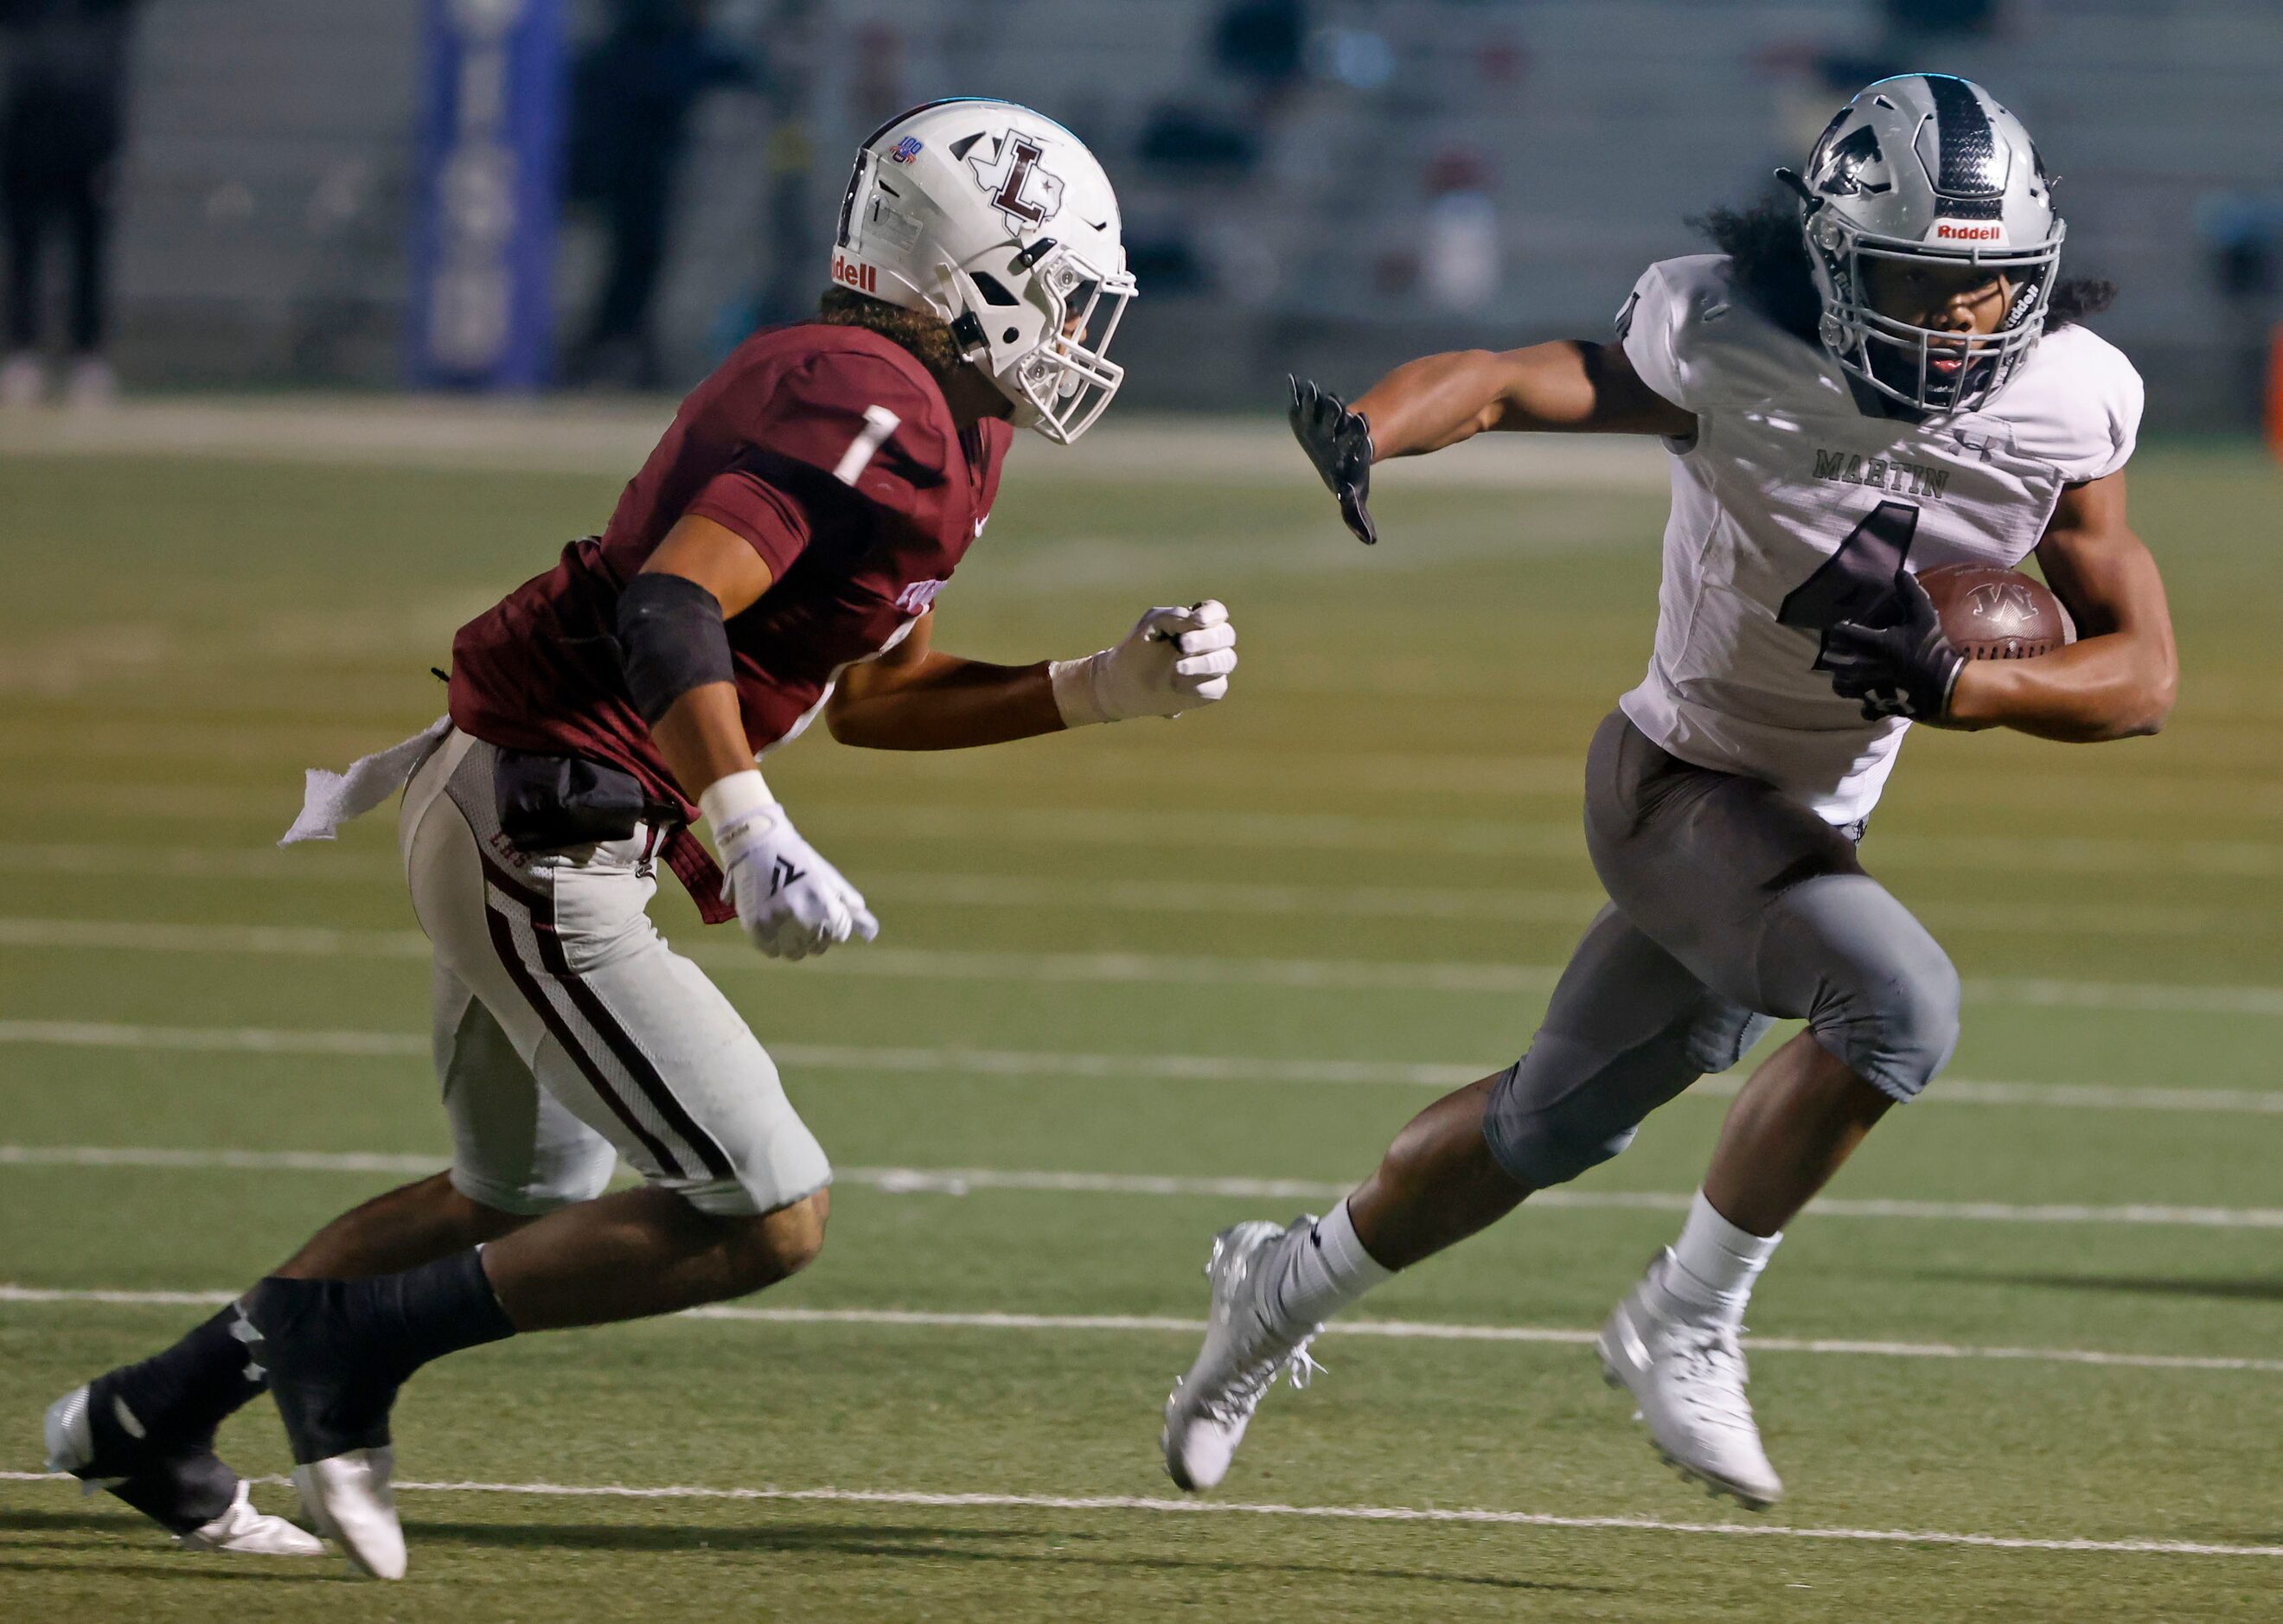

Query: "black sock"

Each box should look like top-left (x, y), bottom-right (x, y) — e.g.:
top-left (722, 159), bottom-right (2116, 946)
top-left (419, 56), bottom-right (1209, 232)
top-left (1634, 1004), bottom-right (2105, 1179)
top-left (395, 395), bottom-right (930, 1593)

top-left (337, 1246), bottom-right (518, 1384)
top-left (238, 1250), bottom-right (517, 1462)
top-left (106, 1306), bottom-right (268, 1447)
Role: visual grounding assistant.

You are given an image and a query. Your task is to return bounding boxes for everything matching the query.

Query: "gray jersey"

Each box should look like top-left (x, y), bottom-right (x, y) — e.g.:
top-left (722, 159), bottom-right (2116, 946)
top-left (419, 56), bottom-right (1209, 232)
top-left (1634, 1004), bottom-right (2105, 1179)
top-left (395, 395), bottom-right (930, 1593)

top-left (1615, 253), bottom-right (2142, 824)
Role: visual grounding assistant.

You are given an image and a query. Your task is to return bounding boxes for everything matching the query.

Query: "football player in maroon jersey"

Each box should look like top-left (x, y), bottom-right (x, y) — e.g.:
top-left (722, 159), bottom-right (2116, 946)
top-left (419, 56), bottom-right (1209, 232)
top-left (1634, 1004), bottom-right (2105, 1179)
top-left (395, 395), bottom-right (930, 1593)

top-left (44, 100), bottom-right (1236, 1578)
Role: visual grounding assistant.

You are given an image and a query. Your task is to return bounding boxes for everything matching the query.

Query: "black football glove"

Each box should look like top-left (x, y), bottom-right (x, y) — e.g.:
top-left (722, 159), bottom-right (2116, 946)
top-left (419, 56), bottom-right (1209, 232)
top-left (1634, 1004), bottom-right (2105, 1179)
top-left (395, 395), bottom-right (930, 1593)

top-left (1822, 569), bottom-right (1966, 724)
top-left (1289, 375), bottom-right (1377, 546)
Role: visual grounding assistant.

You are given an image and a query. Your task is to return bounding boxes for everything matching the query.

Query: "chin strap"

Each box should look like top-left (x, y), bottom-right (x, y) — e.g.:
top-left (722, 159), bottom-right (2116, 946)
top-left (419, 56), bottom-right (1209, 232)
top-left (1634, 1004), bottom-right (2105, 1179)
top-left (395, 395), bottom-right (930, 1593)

top-left (948, 310), bottom-right (989, 362)
top-left (1773, 166), bottom-right (1822, 214)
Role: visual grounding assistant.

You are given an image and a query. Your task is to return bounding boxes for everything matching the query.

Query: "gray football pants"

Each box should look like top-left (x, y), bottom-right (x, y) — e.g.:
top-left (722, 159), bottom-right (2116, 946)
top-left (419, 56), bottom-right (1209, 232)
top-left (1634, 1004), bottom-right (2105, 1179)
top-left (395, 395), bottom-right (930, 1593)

top-left (1481, 711), bottom-right (1960, 1190)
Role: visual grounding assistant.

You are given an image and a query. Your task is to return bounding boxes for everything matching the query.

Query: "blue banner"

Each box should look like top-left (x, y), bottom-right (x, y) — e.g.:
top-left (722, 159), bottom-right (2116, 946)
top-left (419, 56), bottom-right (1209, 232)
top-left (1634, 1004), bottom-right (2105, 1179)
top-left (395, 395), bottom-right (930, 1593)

top-left (406, 0), bottom-right (566, 391)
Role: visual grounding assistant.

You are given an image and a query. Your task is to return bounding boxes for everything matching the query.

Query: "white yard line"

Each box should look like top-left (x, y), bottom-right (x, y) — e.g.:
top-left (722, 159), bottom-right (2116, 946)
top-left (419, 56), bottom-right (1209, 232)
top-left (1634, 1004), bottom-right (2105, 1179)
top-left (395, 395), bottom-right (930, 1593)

top-left (3, 917), bottom-right (2280, 1015)
top-left (16, 794), bottom-right (2283, 878)
top-left (841, 1170), bottom-right (2283, 1231)
top-left (0, 1287), bottom-right (233, 1308)
top-left (5, 1145), bottom-right (2282, 1230)
top-left (8, 844), bottom-right (2273, 940)
top-left (0, 1144), bottom-right (443, 1174)
top-left (5, 1020), bottom-right (2282, 1116)
top-left (821, 805), bottom-right (2283, 880)
top-left (0, 1469), bottom-right (2265, 1560)
top-left (3, 1286), bottom-right (2278, 1378)
top-left (0, 844), bottom-right (401, 884)
top-left (0, 1020), bottom-right (432, 1058)
top-left (1902, 1077), bottom-right (2283, 1114)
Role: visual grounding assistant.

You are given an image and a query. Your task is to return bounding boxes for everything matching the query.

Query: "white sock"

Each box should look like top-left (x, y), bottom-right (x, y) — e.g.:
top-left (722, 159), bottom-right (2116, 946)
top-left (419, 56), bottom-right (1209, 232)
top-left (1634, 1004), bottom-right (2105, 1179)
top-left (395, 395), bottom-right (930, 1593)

top-left (1650, 1190), bottom-right (1781, 1329)
top-left (1268, 1199), bottom-right (1395, 1331)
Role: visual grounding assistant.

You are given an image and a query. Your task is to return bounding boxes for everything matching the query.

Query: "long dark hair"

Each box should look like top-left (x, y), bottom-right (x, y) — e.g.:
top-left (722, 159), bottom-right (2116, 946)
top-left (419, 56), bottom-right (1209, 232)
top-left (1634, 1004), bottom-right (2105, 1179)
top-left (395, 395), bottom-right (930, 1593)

top-left (815, 287), bottom-right (970, 384)
top-left (1691, 195), bottom-right (2116, 342)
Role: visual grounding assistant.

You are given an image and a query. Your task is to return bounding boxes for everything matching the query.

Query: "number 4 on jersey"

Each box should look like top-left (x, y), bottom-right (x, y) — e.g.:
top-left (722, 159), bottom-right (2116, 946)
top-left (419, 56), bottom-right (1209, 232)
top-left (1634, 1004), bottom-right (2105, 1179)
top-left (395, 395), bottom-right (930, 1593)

top-left (1776, 500), bottom-right (1919, 667)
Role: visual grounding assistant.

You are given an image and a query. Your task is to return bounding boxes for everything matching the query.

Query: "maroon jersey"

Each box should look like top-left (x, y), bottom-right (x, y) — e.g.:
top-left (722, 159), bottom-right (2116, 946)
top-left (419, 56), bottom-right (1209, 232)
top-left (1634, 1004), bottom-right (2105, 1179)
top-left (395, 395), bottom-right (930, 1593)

top-left (448, 323), bottom-right (1011, 909)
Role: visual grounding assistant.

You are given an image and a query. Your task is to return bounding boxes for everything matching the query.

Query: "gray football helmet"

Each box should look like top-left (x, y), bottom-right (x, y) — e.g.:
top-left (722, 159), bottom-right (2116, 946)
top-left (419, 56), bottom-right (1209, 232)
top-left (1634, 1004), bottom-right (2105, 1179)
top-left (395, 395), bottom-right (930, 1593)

top-left (1786, 74), bottom-right (2064, 414)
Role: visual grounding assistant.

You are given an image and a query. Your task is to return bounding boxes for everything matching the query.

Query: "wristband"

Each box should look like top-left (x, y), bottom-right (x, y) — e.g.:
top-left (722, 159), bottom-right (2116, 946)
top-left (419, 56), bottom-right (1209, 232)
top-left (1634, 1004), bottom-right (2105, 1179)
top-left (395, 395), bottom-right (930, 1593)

top-left (698, 767), bottom-right (776, 833)
top-left (1048, 654), bottom-right (1110, 728)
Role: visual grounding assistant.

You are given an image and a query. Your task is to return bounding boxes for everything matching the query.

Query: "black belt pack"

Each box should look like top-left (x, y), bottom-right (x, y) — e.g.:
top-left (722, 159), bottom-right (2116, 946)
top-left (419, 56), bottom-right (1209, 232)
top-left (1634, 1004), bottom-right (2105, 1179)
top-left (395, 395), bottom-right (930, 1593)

top-left (493, 748), bottom-right (664, 852)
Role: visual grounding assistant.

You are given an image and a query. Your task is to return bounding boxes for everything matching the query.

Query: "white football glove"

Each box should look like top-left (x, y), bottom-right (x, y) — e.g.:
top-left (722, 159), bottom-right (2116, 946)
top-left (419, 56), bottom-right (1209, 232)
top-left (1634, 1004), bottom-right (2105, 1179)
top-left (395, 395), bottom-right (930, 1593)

top-left (700, 770), bottom-right (878, 961)
top-left (1049, 599), bottom-right (1238, 727)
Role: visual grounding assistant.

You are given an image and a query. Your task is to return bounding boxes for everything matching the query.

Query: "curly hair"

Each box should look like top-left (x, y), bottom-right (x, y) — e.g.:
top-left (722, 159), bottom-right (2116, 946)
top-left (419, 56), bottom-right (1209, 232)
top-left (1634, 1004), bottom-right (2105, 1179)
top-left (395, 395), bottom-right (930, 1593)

top-left (1690, 195), bottom-right (2116, 342)
top-left (815, 287), bottom-right (970, 382)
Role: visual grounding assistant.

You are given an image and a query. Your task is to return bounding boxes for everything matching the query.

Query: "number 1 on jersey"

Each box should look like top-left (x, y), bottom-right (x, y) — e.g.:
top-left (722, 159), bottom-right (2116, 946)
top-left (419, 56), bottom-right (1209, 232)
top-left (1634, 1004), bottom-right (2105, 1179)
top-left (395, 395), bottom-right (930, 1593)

top-left (833, 405), bottom-right (902, 486)
top-left (1777, 500), bottom-right (1919, 667)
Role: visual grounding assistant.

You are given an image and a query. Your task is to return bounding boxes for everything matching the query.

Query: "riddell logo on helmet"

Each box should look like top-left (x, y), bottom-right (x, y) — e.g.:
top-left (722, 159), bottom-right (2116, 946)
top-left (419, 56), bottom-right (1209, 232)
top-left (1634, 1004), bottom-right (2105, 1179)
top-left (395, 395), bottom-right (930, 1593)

top-left (1934, 222), bottom-right (2004, 242)
top-left (831, 252), bottom-right (878, 294)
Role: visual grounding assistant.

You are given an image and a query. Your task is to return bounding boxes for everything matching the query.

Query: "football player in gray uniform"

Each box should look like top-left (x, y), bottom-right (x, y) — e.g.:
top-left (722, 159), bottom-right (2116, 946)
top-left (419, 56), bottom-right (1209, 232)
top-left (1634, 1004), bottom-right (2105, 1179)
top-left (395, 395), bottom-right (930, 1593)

top-left (1163, 74), bottom-right (2177, 1510)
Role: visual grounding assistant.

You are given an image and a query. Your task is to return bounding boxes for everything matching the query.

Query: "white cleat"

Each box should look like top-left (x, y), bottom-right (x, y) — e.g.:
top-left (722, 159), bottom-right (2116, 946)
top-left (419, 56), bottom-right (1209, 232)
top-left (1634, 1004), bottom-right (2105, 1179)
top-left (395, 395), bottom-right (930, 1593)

top-left (1596, 1253), bottom-right (1783, 1511)
top-left (42, 1383), bottom-right (99, 1477)
top-left (1161, 1218), bottom-right (1323, 1492)
top-left (177, 1480), bottom-right (328, 1556)
top-left (294, 1448), bottom-right (406, 1580)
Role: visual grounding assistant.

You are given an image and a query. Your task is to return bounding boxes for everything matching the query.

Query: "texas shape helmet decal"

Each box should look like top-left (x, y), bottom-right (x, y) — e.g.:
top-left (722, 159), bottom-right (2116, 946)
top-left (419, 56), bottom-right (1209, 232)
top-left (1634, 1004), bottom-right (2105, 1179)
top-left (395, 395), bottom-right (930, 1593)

top-left (966, 131), bottom-right (1066, 229)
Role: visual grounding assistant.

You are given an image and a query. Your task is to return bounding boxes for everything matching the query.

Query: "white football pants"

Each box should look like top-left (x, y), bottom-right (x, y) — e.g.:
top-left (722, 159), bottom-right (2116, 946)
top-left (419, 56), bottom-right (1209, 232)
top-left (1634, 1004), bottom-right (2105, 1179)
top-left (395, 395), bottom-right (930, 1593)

top-left (396, 728), bottom-right (830, 1218)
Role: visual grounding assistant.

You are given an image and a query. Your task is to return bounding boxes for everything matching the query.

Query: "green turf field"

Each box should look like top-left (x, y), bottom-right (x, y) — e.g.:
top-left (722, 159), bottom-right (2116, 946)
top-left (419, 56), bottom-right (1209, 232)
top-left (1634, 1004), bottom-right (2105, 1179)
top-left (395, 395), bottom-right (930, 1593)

top-left (1, 428), bottom-right (2278, 1620)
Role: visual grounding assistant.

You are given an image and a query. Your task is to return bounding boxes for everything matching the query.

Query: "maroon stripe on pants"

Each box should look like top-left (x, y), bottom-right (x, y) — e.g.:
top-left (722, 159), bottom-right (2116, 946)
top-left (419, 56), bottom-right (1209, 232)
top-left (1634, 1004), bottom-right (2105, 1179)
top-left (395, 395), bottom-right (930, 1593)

top-left (479, 850), bottom-right (734, 1182)
top-left (478, 863), bottom-right (690, 1181)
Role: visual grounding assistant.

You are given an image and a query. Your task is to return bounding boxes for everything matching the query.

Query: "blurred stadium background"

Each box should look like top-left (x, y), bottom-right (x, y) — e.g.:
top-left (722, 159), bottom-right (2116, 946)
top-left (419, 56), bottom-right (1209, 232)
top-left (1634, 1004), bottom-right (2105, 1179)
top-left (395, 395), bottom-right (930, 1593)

top-left (10, 0), bottom-right (2281, 425)
top-left (4, 3), bottom-right (2282, 1619)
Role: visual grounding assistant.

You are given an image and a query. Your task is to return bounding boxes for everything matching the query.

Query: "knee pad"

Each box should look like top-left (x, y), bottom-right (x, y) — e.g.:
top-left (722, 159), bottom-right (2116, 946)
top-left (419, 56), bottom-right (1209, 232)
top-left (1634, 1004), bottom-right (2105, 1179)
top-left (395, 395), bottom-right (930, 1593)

top-left (449, 1150), bottom-right (615, 1217)
top-left (1888, 944), bottom-right (1962, 1093)
top-left (1813, 935), bottom-right (1961, 1102)
top-left (1483, 990), bottom-right (1769, 1189)
top-left (1484, 1063), bottom-right (1640, 1189)
top-left (1480, 1039), bottom-right (1653, 1190)
top-left (1772, 873), bottom-right (1960, 1102)
top-left (674, 1122), bottom-right (832, 1218)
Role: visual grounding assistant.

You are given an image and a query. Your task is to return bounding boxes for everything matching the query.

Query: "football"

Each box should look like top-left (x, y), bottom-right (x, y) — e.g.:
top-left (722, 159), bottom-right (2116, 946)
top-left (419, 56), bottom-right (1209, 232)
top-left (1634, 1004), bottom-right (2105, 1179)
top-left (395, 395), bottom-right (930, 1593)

top-left (1918, 563), bottom-right (2075, 660)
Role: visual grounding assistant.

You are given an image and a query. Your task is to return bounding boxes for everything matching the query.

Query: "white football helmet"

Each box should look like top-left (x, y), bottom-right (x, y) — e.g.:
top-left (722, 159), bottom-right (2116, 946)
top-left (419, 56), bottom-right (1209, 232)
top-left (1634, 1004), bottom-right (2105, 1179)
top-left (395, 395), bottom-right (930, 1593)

top-left (1787, 74), bottom-right (2064, 414)
top-left (829, 99), bottom-right (1135, 444)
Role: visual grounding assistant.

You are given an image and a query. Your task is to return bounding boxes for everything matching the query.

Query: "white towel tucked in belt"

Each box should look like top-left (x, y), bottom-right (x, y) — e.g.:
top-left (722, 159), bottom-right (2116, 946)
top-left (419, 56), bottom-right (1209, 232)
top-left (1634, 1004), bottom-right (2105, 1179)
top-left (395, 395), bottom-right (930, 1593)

top-left (278, 714), bottom-right (453, 847)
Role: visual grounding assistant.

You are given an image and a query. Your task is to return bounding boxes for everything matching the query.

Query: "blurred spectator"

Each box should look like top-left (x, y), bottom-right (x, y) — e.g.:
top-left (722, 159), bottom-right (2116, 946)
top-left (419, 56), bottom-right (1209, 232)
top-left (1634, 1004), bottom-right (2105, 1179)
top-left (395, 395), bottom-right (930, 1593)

top-left (563, 0), bottom-right (758, 388)
top-left (1137, 105), bottom-right (1260, 176)
top-left (1874, 0), bottom-right (2011, 89)
top-left (1421, 146), bottom-right (1498, 312)
top-left (1476, 32), bottom-right (1528, 91)
top-left (2197, 194), bottom-right (2283, 425)
top-left (0, 0), bottom-right (138, 408)
top-left (850, 19), bottom-right (903, 130)
top-left (1306, 23), bottom-right (1393, 93)
top-left (708, 0), bottom-right (821, 348)
top-left (1135, 0), bottom-right (1312, 305)
top-left (1122, 229), bottom-right (1211, 297)
top-left (1214, 0), bottom-right (1306, 99)
top-left (747, 102), bottom-right (817, 327)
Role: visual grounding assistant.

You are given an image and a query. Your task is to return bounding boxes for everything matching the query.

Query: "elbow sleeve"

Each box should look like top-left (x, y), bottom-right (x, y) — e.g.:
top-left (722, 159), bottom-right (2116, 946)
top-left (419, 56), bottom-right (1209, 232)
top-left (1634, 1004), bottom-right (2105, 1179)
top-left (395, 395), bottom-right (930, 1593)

top-left (616, 572), bottom-right (734, 725)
